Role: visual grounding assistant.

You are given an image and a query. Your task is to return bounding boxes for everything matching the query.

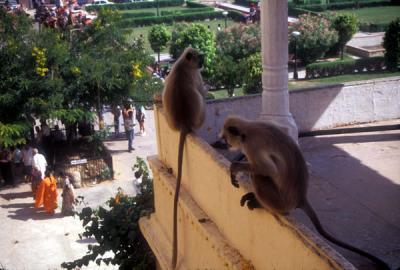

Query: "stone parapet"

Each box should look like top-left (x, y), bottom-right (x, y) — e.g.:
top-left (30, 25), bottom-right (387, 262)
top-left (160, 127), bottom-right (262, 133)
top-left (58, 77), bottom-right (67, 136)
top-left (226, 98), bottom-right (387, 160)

top-left (139, 106), bottom-right (356, 270)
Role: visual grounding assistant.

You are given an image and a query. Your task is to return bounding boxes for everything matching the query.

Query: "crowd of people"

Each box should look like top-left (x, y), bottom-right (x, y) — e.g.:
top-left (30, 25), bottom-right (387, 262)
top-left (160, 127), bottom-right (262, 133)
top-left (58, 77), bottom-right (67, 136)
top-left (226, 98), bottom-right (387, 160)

top-left (0, 121), bottom-right (76, 216)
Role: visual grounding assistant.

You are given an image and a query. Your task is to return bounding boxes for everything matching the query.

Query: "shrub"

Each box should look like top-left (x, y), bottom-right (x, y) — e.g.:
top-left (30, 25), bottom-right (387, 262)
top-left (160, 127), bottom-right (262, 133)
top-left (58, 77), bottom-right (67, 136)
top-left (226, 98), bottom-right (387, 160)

top-left (120, 12), bottom-right (155, 19)
top-left (61, 157), bottom-right (155, 270)
top-left (227, 10), bottom-right (248, 22)
top-left (186, 1), bottom-right (208, 8)
top-left (292, 1), bottom-right (392, 12)
top-left (119, 10), bottom-right (225, 27)
top-left (305, 56), bottom-right (385, 78)
top-left (331, 13), bottom-right (358, 59)
top-left (289, 14), bottom-right (338, 64)
top-left (160, 7), bottom-right (213, 16)
top-left (383, 18), bottom-right (400, 71)
top-left (241, 53), bottom-right (262, 94)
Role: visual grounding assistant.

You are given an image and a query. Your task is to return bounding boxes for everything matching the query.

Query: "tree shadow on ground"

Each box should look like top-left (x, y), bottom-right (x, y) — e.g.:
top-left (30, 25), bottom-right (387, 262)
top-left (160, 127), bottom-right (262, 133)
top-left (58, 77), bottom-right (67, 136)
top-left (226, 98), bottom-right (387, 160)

top-left (0, 191), bottom-right (32, 201)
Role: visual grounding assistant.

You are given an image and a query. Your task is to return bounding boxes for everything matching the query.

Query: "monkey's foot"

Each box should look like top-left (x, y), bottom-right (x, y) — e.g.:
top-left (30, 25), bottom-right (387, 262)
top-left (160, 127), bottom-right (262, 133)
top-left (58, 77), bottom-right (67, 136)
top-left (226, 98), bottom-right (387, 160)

top-left (240, 192), bottom-right (262, 210)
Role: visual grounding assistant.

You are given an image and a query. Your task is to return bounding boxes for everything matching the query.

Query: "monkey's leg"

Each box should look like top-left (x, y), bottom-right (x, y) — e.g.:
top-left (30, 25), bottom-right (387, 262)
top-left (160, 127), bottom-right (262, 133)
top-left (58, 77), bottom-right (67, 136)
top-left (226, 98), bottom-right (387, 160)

top-left (230, 161), bottom-right (252, 188)
top-left (240, 192), bottom-right (262, 210)
top-left (252, 176), bottom-right (288, 214)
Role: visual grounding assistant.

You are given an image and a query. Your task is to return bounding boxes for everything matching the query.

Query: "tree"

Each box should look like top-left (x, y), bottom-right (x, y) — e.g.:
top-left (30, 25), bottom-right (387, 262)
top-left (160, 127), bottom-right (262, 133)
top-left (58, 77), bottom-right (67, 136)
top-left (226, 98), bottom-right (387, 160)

top-left (215, 23), bottom-right (260, 60)
top-left (0, 9), bottom-right (69, 145)
top-left (290, 14), bottom-right (338, 64)
top-left (332, 13), bottom-right (358, 59)
top-left (65, 9), bottom-right (153, 128)
top-left (169, 23), bottom-right (216, 78)
top-left (148, 24), bottom-right (171, 63)
top-left (211, 54), bottom-right (241, 97)
top-left (241, 53), bottom-right (262, 94)
top-left (383, 18), bottom-right (400, 71)
top-left (212, 24), bottom-right (261, 95)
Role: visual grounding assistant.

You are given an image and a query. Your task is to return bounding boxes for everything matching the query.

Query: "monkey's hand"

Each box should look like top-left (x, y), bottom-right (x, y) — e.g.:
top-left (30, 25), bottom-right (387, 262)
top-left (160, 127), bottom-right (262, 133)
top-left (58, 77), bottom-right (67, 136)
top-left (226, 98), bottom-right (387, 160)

top-left (240, 192), bottom-right (262, 210)
top-left (230, 163), bottom-right (240, 188)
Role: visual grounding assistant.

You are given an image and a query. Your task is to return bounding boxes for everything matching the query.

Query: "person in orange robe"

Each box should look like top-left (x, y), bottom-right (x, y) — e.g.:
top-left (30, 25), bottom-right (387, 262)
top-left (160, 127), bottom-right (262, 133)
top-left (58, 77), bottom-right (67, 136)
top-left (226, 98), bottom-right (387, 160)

top-left (35, 171), bottom-right (58, 214)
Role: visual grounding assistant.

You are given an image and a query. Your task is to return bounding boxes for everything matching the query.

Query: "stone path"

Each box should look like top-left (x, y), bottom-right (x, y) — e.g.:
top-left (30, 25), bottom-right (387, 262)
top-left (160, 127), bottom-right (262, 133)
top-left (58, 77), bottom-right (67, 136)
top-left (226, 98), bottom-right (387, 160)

top-left (0, 110), bottom-right (157, 270)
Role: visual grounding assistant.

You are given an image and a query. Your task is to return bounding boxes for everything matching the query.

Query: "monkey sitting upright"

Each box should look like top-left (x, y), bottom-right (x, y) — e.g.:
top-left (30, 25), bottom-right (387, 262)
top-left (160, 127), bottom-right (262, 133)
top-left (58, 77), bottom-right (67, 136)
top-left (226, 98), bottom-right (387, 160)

top-left (220, 115), bottom-right (390, 270)
top-left (162, 47), bottom-right (206, 269)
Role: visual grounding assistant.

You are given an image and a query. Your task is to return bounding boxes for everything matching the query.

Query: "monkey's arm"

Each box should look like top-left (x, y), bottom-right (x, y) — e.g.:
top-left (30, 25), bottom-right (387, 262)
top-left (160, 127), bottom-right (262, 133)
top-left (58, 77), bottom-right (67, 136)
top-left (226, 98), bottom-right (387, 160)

top-left (230, 161), bottom-right (252, 188)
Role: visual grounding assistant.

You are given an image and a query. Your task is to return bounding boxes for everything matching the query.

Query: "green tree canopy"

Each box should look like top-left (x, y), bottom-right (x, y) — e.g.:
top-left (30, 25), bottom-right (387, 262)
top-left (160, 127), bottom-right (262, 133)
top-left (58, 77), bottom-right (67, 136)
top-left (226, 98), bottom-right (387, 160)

top-left (332, 13), bottom-right (358, 59)
top-left (148, 24), bottom-right (171, 63)
top-left (383, 18), bottom-right (400, 71)
top-left (290, 14), bottom-right (338, 64)
top-left (169, 23), bottom-right (215, 78)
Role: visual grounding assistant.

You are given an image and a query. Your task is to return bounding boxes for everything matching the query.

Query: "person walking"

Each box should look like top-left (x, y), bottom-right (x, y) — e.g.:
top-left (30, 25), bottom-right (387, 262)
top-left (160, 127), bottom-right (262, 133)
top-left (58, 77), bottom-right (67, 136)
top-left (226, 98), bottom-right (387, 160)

top-left (136, 105), bottom-right (146, 136)
top-left (35, 170), bottom-right (58, 215)
top-left (124, 109), bottom-right (135, 152)
top-left (60, 172), bottom-right (75, 216)
top-left (32, 148), bottom-right (47, 179)
top-left (112, 105), bottom-right (121, 137)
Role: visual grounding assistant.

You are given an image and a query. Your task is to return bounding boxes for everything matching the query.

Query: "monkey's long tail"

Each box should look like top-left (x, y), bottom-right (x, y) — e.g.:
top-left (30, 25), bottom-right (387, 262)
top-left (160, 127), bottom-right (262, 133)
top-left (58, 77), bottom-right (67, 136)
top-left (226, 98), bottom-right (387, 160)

top-left (302, 200), bottom-right (390, 270)
top-left (172, 130), bottom-right (188, 270)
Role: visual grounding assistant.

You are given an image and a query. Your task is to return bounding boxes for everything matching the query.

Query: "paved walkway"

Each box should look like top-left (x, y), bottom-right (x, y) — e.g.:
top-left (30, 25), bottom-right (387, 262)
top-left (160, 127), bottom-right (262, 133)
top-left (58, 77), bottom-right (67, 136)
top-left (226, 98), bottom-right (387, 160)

top-left (0, 110), bottom-right (157, 270)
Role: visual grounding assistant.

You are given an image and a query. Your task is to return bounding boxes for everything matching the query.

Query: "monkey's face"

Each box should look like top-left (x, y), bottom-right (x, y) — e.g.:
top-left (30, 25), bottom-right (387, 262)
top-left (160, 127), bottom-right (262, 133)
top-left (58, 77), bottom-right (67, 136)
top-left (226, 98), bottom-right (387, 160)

top-left (183, 48), bottom-right (205, 70)
top-left (220, 117), bottom-right (245, 151)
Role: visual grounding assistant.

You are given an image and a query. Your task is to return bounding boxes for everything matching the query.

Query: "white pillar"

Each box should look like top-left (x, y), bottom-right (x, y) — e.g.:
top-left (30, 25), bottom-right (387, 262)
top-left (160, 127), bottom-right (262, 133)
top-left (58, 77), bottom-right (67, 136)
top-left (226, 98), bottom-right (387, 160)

top-left (259, 0), bottom-right (298, 141)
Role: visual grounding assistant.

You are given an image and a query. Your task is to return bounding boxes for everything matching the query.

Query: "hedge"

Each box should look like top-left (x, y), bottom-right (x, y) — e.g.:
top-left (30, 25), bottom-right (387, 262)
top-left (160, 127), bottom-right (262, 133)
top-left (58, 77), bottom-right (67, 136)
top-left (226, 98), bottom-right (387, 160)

top-left (186, 1), bottom-right (208, 8)
top-left (86, 0), bottom-right (184, 12)
top-left (305, 56), bottom-right (385, 78)
top-left (160, 7), bottom-right (214, 16)
top-left (121, 12), bottom-right (156, 19)
top-left (118, 10), bottom-right (225, 27)
top-left (289, 0), bottom-right (392, 12)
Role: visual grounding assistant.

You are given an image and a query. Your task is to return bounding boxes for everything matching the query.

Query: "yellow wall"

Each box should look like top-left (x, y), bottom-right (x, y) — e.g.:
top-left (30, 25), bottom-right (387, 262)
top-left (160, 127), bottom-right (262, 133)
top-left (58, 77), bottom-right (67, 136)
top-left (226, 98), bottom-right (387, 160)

top-left (139, 106), bottom-right (355, 270)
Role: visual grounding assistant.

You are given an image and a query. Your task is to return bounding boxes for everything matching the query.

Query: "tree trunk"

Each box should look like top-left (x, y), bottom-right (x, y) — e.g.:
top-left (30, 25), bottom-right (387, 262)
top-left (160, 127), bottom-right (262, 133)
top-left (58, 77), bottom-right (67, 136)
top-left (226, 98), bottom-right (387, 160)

top-left (96, 85), bottom-right (104, 130)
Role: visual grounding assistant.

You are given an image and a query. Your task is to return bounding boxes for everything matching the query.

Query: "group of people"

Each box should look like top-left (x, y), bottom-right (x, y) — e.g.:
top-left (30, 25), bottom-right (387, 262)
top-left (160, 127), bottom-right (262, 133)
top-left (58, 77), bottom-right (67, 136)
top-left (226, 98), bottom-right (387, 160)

top-left (113, 104), bottom-right (146, 152)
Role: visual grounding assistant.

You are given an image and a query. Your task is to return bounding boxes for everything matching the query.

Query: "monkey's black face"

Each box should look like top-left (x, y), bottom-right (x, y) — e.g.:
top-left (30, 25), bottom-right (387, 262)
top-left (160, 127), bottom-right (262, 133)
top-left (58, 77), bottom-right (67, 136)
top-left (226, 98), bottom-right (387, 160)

top-left (184, 48), bottom-right (205, 69)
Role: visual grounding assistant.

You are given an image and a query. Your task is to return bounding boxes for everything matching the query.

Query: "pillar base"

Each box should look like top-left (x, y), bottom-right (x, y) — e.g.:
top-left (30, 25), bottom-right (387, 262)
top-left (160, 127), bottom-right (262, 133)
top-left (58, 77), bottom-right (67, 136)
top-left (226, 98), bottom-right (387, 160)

top-left (259, 112), bottom-right (298, 142)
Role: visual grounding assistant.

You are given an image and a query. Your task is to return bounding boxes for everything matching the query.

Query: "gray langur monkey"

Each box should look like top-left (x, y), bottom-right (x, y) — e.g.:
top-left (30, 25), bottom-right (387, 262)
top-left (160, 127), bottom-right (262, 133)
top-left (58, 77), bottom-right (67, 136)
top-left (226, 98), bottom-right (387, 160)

top-left (220, 115), bottom-right (390, 270)
top-left (162, 47), bottom-right (207, 269)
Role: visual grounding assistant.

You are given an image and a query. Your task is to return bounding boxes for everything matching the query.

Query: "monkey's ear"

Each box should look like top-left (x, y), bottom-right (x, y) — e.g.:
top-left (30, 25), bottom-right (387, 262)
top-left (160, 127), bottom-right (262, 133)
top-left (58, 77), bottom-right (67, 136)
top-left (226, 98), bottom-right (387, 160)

top-left (186, 52), bottom-right (193, 61)
top-left (227, 126), bottom-right (240, 137)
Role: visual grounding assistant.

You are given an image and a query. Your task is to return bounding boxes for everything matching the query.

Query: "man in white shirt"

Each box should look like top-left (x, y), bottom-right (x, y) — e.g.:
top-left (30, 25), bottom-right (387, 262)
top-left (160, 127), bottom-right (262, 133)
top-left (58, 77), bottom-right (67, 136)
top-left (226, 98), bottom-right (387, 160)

top-left (32, 148), bottom-right (47, 179)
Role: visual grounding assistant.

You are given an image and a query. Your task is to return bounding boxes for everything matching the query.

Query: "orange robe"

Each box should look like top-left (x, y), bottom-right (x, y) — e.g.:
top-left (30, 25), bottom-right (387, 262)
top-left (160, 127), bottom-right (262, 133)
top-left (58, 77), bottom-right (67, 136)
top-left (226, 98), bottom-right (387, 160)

top-left (34, 175), bottom-right (58, 214)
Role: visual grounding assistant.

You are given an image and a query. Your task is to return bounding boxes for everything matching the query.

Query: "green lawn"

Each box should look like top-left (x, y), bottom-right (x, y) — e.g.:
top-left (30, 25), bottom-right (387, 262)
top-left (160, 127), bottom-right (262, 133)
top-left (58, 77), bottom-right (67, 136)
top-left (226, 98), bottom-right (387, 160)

top-left (326, 6), bottom-right (400, 25)
top-left (125, 19), bottom-right (236, 54)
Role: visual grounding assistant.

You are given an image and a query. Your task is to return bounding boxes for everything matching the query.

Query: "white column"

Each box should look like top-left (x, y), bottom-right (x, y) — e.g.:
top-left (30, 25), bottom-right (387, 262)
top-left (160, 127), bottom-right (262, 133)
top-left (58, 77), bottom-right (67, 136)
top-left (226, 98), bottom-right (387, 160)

top-left (259, 0), bottom-right (298, 141)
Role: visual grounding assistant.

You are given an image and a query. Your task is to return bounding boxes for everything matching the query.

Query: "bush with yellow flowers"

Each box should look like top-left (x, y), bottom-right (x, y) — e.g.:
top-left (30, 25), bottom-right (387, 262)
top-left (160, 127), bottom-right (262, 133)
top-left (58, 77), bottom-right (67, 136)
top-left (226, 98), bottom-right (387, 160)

top-left (62, 157), bottom-right (155, 270)
top-left (131, 62), bottom-right (143, 78)
top-left (32, 47), bottom-right (49, 77)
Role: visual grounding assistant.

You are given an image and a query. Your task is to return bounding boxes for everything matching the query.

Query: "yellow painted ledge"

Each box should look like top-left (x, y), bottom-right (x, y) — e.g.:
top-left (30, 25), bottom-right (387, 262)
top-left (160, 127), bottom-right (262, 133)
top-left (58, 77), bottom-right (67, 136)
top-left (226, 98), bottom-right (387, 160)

top-left (139, 156), bottom-right (254, 270)
top-left (140, 106), bottom-right (356, 270)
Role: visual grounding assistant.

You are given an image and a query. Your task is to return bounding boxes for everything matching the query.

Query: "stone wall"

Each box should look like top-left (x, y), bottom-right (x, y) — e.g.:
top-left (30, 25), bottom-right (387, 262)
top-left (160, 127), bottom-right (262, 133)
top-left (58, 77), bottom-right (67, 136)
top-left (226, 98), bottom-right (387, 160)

top-left (199, 76), bottom-right (400, 143)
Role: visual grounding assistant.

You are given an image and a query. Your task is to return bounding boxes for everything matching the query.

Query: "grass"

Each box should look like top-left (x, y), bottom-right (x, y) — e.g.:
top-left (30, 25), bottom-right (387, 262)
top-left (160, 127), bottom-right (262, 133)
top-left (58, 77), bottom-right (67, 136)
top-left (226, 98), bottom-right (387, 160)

top-left (325, 6), bottom-right (400, 25)
top-left (125, 18), bottom-right (237, 54)
top-left (211, 88), bottom-right (244, 99)
top-left (289, 71), bottom-right (400, 90)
